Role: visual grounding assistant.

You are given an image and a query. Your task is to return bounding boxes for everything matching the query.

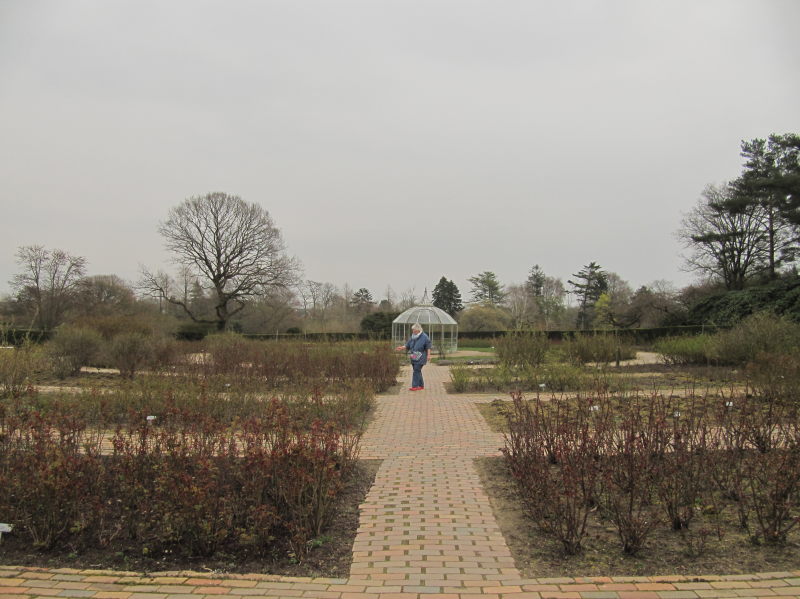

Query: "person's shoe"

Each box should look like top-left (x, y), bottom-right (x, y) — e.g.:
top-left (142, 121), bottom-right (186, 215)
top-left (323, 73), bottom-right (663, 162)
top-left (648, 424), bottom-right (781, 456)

top-left (409, 386), bottom-right (422, 391)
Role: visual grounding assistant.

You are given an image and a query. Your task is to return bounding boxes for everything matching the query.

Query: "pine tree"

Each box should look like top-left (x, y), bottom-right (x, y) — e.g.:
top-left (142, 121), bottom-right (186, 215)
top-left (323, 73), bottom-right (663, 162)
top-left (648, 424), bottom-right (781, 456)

top-left (526, 265), bottom-right (546, 297)
top-left (568, 262), bottom-right (607, 330)
top-left (432, 276), bottom-right (464, 317)
top-left (350, 288), bottom-right (375, 313)
top-left (468, 271), bottom-right (506, 306)
top-left (728, 134), bottom-right (800, 278)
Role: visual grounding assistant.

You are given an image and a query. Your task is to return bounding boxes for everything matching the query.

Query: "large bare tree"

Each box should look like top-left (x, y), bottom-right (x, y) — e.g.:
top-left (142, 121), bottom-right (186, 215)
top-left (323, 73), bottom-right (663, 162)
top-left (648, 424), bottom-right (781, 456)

top-left (141, 192), bottom-right (299, 331)
top-left (11, 245), bottom-right (87, 330)
top-left (679, 184), bottom-right (770, 290)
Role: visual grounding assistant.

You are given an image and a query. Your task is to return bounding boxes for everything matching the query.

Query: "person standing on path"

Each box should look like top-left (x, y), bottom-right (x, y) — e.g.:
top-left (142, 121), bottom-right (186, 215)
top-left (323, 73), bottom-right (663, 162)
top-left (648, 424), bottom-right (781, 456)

top-left (396, 322), bottom-right (432, 390)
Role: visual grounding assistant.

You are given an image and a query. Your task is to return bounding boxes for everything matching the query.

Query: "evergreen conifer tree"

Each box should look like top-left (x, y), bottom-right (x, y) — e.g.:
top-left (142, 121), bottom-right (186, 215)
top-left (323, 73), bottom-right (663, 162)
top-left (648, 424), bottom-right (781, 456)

top-left (432, 276), bottom-right (464, 317)
top-left (568, 262), bottom-right (608, 330)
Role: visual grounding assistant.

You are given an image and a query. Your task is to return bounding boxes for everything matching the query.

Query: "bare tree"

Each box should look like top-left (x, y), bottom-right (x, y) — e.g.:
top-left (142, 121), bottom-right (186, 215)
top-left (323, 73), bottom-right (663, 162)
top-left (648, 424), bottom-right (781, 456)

top-left (397, 288), bottom-right (418, 311)
top-left (74, 274), bottom-right (136, 317)
top-left (523, 266), bottom-right (567, 329)
top-left (10, 245), bottom-right (87, 330)
top-left (300, 280), bottom-right (338, 330)
top-left (382, 285), bottom-right (396, 311)
top-left (626, 281), bottom-right (681, 328)
top-left (537, 275), bottom-right (567, 329)
top-left (679, 184), bottom-right (770, 290)
top-left (506, 283), bottom-right (534, 328)
top-left (141, 192), bottom-right (299, 331)
top-left (237, 287), bottom-right (300, 335)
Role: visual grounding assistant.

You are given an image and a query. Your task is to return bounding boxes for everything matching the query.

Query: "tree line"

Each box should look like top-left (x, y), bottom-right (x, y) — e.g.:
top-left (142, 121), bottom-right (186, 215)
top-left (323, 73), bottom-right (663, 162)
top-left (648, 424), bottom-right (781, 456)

top-left (3, 133), bottom-right (798, 336)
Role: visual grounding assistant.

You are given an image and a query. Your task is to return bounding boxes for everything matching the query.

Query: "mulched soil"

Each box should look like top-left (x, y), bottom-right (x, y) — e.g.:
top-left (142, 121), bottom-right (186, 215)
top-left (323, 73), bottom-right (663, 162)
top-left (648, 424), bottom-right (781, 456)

top-left (0, 460), bottom-right (380, 578)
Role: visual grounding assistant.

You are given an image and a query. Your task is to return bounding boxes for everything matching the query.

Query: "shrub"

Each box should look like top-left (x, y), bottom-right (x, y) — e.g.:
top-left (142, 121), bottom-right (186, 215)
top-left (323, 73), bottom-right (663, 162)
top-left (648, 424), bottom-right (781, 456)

top-left (649, 396), bottom-right (711, 531)
top-left (499, 386), bottom-right (800, 557)
top-left (563, 333), bottom-right (635, 365)
top-left (449, 363), bottom-right (471, 392)
top-left (72, 313), bottom-right (158, 340)
top-left (147, 335), bottom-right (183, 372)
top-left (459, 305), bottom-right (511, 332)
top-left (710, 312), bottom-right (800, 366)
top-left (184, 338), bottom-right (399, 394)
top-left (502, 393), bottom-right (601, 554)
top-left (654, 334), bottom-right (713, 366)
top-left (683, 276), bottom-right (800, 326)
top-left (176, 321), bottom-right (216, 341)
top-left (447, 363), bottom-right (589, 394)
top-left (0, 410), bottom-right (104, 550)
top-left (360, 312), bottom-right (399, 336)
top-left (46, 326), bottom-right (103, 378)
top-left (597, 396), bottom-right (663, 555)
top-left (0, 342), bottom-right (44, 398)
top-left (107, 332), bottom-right (153, 379)
top-left (744, 444), bottom-right (800, 545)
top-left (483, 364), bottom-right (516, 390)
top-left (746, 351), bottom-right (800, 405)
top-left (0, 394), bottom-right (364, 560)
top-left (205, 332), bottom-right (255, 375)
top-left (495, 331), bottom-right (550, 367)
top-left (537, 363), bottom-right (587, 392)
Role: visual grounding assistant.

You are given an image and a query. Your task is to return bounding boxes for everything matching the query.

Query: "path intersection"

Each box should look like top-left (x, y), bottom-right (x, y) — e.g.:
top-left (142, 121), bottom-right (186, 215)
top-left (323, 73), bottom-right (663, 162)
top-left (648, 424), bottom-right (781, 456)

top-left (2, 364), bottom-right (799, 598)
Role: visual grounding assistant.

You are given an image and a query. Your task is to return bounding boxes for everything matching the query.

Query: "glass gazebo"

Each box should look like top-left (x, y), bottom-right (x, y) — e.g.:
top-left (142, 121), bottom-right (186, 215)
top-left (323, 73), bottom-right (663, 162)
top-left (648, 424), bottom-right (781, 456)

top-left (392, 302), bottom-right (458, 355)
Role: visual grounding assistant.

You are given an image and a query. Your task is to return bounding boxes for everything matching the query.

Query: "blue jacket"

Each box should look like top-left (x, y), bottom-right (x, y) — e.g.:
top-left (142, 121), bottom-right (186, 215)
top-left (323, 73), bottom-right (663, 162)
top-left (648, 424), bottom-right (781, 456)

top-left (405, 332), bottom-right (431, 364)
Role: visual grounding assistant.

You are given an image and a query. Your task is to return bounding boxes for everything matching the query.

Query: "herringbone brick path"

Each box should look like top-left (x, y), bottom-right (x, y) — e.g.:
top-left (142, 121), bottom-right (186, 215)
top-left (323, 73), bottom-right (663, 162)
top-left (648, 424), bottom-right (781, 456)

top-left (2, 363), bottom-right (798, 598)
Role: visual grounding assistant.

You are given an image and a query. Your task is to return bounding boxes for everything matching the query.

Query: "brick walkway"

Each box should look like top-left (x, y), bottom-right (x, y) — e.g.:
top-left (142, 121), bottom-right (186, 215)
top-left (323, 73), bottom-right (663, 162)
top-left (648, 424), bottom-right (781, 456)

top-left (2, 364), bottom-right (799, 599)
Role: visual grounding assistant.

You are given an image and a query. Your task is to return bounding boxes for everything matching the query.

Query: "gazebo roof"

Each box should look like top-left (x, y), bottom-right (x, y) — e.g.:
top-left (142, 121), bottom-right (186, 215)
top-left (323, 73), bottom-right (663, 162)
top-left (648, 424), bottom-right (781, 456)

top-left (393, 304), bottom-right (457, 326)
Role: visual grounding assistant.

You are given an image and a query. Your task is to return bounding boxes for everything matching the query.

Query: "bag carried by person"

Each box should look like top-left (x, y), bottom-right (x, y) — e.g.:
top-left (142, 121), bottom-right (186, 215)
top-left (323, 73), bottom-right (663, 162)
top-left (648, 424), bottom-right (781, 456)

top-left (409, 350), bottom-right (423, 361)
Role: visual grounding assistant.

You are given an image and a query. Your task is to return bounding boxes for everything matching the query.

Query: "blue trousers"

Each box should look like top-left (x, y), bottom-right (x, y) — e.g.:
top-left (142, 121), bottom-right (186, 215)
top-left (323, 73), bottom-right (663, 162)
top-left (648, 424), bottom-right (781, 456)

top-left (411, 361), bottom-right (425, 388)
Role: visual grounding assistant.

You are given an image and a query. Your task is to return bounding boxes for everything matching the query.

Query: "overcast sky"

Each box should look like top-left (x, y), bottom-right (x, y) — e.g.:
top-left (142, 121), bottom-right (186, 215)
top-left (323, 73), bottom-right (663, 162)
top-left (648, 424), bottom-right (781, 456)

top-left (1, 1), bottom-right (798, 304)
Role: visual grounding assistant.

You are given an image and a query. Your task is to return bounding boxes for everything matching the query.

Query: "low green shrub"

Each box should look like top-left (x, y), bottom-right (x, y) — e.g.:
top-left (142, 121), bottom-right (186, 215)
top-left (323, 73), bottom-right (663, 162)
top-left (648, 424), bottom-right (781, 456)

top-left (484, 364), bottom-right (515, 390)
top-left (536, 363), bottom-right (588, 392)
top-left (447, 363), bottom-right (591, 393)
top-left (46, 326), bottom-right (103, 378)
top-left (72, 313), bottom-right (164, 340)
top-left (449, 363), bottom-right (471, 392)
top-left (654, 334), bottom-right (713, 366)
top-left (710, 312), bottom-right (800, 366)
top-left (175, 321), bottom-right (216, 341)
top-left (0, 342), bottom-right (45, 398)
top-left (495, 331), bottom-right (549, 367)
top-left (562, 333), bottom-right (636, 365)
